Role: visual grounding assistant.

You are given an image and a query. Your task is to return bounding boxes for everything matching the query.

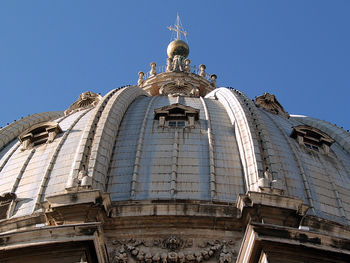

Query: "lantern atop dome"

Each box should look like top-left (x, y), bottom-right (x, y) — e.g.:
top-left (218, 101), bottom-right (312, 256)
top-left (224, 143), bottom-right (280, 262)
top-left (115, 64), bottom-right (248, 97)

top-left (137, 14), bottom-right (217, 97)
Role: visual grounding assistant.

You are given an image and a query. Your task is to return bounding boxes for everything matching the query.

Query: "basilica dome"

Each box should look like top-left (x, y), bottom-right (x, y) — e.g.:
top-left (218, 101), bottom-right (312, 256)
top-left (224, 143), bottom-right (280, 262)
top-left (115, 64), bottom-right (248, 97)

top-left (1, 84), bottom-right (349, 224)
top-left (0, 20), bottom-right (350, 263)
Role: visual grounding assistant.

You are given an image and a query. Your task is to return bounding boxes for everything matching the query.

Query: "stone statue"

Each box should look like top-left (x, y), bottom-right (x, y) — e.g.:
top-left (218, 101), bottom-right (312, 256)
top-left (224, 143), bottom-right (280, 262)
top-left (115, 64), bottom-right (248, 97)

top-left (172, 55), bottom-right (184, 72)
top-left (190, 87), bottom-right (200, 97)
top-left (166, 58), bottom-right (173, 72)
top-left (199, 64), bottom-right (206, 77)
top-left (150, 62), bottom-right (157, 76)
top-left (138, 72), bottom-right (145, 86)
top-left (184, 59), bottom-right (191, 72)
top-left (159, 85), bottom-right (166, 95)
top-left (264, 167), bottom-right (273, 182)
top-left (210, 74), bottom-right (217, 88)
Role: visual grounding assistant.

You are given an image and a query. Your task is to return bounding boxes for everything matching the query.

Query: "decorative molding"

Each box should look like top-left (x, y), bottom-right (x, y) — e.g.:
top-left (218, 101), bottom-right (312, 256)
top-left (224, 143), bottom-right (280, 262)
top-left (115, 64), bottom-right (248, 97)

top-left (154, 236), bottom-right (193, 251)
top-left (111, 236), bottom-right (235, 263)
top-left (65, 91), bottom-right (102, 116)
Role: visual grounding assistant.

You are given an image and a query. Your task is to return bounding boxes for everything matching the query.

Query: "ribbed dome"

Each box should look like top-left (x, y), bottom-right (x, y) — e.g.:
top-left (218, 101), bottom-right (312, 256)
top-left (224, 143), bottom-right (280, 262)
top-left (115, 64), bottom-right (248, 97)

top-left (0, 86), bottom-right (349, 225)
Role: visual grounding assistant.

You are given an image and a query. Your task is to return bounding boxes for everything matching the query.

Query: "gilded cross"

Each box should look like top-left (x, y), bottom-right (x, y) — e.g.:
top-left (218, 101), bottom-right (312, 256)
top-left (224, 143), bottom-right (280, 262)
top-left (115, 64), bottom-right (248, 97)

top-left (168, 13), bottom-right (188, 40)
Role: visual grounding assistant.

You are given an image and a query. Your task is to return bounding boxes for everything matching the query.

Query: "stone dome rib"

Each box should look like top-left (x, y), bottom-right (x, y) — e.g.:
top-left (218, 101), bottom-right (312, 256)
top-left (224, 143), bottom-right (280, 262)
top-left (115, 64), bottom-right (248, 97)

top-left (87, 86), bottom-right (149, 192)
top-left (257, 109), bottom-right (316, 213)
top-left (66, 86), bottom-right (148, 190)
top-left (32, 109), bottom-right (92, 212)
top-left (199, 97), bottom-right (216, 199)
top-left (130, 96), bottom-right (156, 199)
top-left (208, 88), bottom-right (259, 192)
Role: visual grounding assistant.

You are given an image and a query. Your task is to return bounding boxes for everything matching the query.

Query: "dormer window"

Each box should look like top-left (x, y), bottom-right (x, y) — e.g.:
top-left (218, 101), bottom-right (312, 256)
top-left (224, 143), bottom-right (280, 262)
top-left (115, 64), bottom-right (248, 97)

top-left (18, 122), bottom-right (62, 150)
top-left (0, 192), bottom-right (16, 220)
top-left (290, 125), bottom-right (334, 154)
top-left (154, 103), bottom-right (199, 128)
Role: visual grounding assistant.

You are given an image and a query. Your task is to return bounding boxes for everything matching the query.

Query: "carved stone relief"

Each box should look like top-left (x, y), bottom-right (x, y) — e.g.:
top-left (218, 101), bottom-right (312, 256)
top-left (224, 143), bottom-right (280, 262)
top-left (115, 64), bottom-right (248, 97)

top-left (65, 91), bottom-right (102, 115)
top-left (254, 93), bottom-right (289, 118)
top-left (110, 236), bottom-right (235, 263)
top-left (158, 79), bottom-right (200, 97)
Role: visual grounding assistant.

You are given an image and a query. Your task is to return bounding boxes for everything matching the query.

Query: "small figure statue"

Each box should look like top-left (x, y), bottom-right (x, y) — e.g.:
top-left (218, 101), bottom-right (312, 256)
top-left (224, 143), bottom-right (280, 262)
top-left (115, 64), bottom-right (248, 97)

top-left (77, 166), bottom-right (88, 185)
top-left (264, 167), bottom-right (273, 182)
top-left (138, 71), bottom-right (145, 86)
top-left (199, 64), bottom-right (206, 77)
top-left (190, 87), bottom-right (200, 97)
top-left (166, 58), bottom-right (173, 72)
top-left (159, 86), bottom-right (165, 95)
top-left (150, 62), bottom-right (157, 76)
top-left (77, 165), bottom-right (92, 187)
top-left (210, 74), bottom-right (217, 88)
top-left (184, 59), bottom-right (191, 72)
top-left (172, 55), bottom-right (184, 72)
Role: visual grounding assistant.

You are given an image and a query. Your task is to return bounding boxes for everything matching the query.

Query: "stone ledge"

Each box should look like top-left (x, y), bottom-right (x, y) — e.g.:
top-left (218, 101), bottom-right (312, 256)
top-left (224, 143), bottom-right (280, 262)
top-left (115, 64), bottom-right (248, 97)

top-left (110, 199), bottom-right (240, 219)
top-left (237, 191), bottom-right (308, 215)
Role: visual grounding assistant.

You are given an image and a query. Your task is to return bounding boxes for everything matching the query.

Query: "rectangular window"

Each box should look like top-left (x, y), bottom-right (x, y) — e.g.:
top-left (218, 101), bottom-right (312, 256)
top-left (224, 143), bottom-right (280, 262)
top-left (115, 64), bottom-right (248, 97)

top-left (177, 121), bottom-right (185, 127)
top-left (305, 143), bottom-right (319, 152)
top-left (168, 121), bottom-right (186, 127)
top-left (168, 121), bottom-right (177, 127)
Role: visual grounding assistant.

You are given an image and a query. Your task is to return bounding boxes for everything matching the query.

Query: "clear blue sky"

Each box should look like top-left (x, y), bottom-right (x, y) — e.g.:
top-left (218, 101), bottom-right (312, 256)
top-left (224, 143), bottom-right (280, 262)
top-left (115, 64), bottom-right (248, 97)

top-left (1, 1), bottom-right (349, 131)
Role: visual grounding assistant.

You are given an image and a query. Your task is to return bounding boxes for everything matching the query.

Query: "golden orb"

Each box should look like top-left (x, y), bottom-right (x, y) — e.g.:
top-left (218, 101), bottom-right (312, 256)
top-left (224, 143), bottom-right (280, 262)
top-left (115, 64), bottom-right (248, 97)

top-left (167, 40), bottom-right (189, 58)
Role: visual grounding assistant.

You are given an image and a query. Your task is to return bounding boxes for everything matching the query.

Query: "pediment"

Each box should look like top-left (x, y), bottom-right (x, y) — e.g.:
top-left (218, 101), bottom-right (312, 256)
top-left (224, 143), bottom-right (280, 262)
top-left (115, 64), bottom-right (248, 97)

top-left (18, 121), bottom-right (62, 149)
top-left (154, 103), bottom-right (199, 120)
top-left (290, 125), bottom-right (334, 146)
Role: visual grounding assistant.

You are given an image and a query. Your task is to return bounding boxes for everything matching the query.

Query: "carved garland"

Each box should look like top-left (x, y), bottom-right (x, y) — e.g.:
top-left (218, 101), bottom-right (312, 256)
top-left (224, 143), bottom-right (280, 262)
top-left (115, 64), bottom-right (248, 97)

top-left (111, 236), bottom-right (235, 263)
